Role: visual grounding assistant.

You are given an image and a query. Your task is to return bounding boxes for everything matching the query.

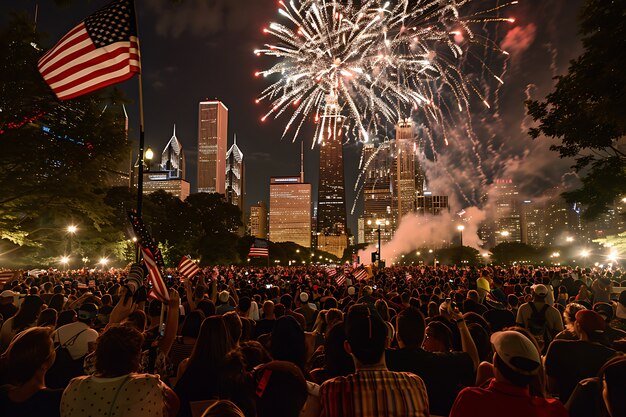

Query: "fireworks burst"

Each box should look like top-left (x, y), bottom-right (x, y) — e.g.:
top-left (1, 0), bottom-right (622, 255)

top-left (254, 0), bottom-right (516, 146)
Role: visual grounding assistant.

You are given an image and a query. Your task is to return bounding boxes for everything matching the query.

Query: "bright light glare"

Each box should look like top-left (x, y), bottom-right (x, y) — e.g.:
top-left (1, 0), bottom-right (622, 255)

top-left (99, 257), bottom-right (109, 266)
top-left (60, 256), bottom-right (70, 264)
top-left (67, 225), bottom-right (77, 234)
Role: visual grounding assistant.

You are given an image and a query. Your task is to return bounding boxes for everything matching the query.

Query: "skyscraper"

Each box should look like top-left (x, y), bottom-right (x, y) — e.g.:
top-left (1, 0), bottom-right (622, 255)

top-left (103, 104), bottom-right (133, 188)
top-left (269, 176), bottom-right (311, 247)
top-left (395, 119), bottom-right (417, 219)
top-left (250, 201), bottom-right (268, 239)
top-left (161, 125), bottom-right (185, 179)
top-left (197, 100), bottom-right (227, 194)
top-left (360, 140), bottom-right (395, 245)
top-left (493, 179), bottom-right (522, 244)
top-left (225, 135), bottom-right (245, 212)
top-left (316, 94), bottom-right (348, 257)
top-left (142, 125), bottom-right (190, 201)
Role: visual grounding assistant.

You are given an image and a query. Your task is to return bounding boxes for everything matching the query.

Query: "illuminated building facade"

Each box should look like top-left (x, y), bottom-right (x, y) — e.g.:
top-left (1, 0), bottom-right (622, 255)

top-left (416, 193), bottom-right (449, 216)
top-left (250, 201), bottom-right (268, 239)
top-left (225, 136), bottom-right (245, 212)
top-left (142, 172), bottom-right (190, 201)
top-left (160, 125), bottom-right (185, 179)
top-left (198, 100), bottom-right (227, 193)
top-left (269, 176), bottom-right (311, 247)
top-left (493, 179), bottom-right (522, 244)
top-left (316, 94), bottom-right (348, 257)
top-left (394, 119), bottom-right (419, 219)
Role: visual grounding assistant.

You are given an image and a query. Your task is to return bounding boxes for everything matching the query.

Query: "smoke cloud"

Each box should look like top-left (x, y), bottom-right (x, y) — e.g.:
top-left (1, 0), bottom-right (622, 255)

top-left (358, 206), bottom-right (487, 265)
top-left (500, 24), bottom-right (537, 57)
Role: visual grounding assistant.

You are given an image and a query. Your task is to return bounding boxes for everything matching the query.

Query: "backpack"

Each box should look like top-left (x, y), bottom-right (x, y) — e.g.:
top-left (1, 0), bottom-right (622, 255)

top-left (45, 329), bottom-right (87, 389)
top-left (527, 303), bottom-right (551, 348)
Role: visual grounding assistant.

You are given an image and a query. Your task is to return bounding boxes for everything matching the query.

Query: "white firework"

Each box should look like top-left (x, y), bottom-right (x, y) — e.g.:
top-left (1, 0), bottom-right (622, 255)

top-left (254, 0), bottom-right (516, 146)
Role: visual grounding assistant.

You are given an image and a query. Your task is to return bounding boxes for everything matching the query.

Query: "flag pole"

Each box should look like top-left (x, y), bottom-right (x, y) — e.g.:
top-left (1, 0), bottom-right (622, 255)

top-left (134, 0), bottom-right (145, 262)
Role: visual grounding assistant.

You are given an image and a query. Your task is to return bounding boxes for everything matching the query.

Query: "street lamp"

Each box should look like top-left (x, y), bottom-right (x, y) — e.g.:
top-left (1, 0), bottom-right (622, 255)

top-left (608, 250), bottom-right (618, 263)
top-left (99, 257), bottom-right (109, 268)
top-left (67, 225), bottom-right (78, 234)
top-left (144, 147), bottom-right (154, 172)
top-left (60, 256), bottom-right (70, 270)
top-left (580, 249), bottom-right (590, 267)
top-left (565, 236), bottom-right (574, 243)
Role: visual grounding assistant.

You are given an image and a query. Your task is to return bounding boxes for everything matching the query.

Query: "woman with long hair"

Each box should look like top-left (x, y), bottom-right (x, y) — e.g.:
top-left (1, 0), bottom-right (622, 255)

top-left (0, 327), bottom-right (60, 417)
top-left (174, 316), bottom-right (252, 417)
top-left (61, 325), bottom-right (178, 417)
top-left (0, 295), bottom-right (44, 351)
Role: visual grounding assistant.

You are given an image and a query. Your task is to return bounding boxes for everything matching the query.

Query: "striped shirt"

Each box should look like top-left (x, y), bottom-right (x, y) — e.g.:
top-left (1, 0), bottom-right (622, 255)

top-left (320, 368), bottom-right (429, 417)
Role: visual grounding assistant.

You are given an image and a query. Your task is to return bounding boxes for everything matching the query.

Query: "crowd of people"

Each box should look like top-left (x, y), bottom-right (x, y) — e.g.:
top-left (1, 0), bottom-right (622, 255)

top-left (0, 263), bottom-right (625, 417)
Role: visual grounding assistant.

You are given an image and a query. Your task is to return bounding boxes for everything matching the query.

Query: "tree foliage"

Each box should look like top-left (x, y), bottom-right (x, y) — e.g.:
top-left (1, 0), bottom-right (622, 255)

top-left (0, 13), bottom-right (130, 263)
top-left (526, 0), bottom-right (626, 219)
top-left (489, 242), bottom-right (541, 265)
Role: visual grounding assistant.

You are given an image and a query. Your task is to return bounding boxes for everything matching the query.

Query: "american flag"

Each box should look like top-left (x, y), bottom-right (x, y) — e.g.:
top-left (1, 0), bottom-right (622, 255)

top-left (353, 269), bottom-right (368, 281)
top-left (326, 267), bottom-right (337, 277)
top-left (38, 0), bottom-right (140, 101)
top-left (335, 274), bottom-right (346, 286)
top-left (178, 256), bottom-right (201, 280)
top-left (248, 238), bottom-right (269, 258)
top-left (141, 247), bottom-right (169, 303)
top-left (0, 271), bottom-right (16, 285)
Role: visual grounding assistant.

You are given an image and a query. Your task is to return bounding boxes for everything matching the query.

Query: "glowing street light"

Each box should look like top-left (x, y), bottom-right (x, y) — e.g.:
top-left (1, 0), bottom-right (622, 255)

top-left (608, 250), bottom-right (618, 263)
top-left (565, 236), bottom-right (574, 243)
top-left (500, 231), bottom-right (510, 237)
top-left (99, 257), bottom-right (109, 267)
top-left (66, 225), bottom-right (78, 234)
top-left (145, 147), bottom-right (154, 161)
top-left (457, 225), bottom-right (465, 231)
top-left (580, 250), bottom-right (590, 258)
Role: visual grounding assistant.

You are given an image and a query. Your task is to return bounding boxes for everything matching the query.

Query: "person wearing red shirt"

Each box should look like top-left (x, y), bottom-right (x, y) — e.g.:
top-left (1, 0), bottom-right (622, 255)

top-left (450, 331), bottom-right (568, 417)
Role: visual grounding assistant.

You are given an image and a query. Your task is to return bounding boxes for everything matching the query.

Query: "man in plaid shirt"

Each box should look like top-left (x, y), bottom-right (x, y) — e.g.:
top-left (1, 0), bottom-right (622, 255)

top-left (320, 304), bottom-right (429, 417)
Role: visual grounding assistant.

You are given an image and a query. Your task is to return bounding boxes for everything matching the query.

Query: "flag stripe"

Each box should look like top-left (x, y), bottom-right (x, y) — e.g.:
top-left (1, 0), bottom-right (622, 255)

top-left (141, 247), bottom-right (169, 302)
top-left (38, 24), bottom-right (88, 68)
top-left (178, 256), bottom-right (200, 279)
top-left (55, 65), bottom-right (139, 100)
top-left (37, 0), bottom-right (141, 101)
top-left (45, 40), bottom-right (138, 86)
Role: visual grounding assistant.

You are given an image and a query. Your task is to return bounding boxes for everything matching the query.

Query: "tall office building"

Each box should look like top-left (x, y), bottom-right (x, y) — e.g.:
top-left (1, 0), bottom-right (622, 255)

top-left (250, 201), bottom-right (268, 239)
top-left (416, 192), bottom-right (449, 216)
top-left (160, 125), bottom-right (185, 178)
top-left (395, 119), bottom-right (418, 219)
top-left (103, 104), bottom-right (133, 187)
top-left (225, 135), bottom-right (245, 212)
top-left (360, 140), bottom-right (395, 245)
top-left (269, 176), bottom-right (312, 248)
top-left (197, 100), bottom-right (227, 194)
top-left (316, 94), bottom-right (348, 257)
top-left (493, 179), bottom-right (522, 244)
top-left (142, 125), bottom-right (190, 201)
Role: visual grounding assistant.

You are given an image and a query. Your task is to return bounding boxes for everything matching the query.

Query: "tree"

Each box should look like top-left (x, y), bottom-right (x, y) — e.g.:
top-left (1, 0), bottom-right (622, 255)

top-left (526, 0), bottom-right (626, 220)
top-left (433, 246), bottom-right (481, 266)
top-left (490, 242), bottom-right (539, 265)
top-left (0, 13), bottom-right (131, 266)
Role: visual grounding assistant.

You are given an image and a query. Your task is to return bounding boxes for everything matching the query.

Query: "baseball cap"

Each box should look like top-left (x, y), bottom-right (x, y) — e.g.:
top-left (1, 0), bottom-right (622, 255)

top-left (531, 284), bottom-right (548, 297)
top-left (593, 302), bottom-right (614, 321)
top-left (299, 292), bottom-right (309, 303)
top-left (575, 310), bottom-right (606, 335)
top-left (491, 331), bottom-right (541, 375)
top-left (78, 302), bottom-right (98, 320)
top-left (0, 290), bottom-right (17, 298)
top-left (347, 286), bottom-right (356, 296)
top-left (219, 290), bottom-right (230, 303)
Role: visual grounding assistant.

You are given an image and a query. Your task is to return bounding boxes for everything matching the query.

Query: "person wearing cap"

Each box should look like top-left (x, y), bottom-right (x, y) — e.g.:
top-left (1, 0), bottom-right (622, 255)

top-left (544, 310), bottom-right (617, 403)
top-left (591, 275), bottom-right (613, 304)
top-left (593, 302), bottom-right (626, 344)
top-left (320, 303), bottom-right (429, 417)
top-left (295, 291), bottom-right (318, 331)
top-left (515, 284), bottom-right (564, 351)
top-left (216, 290), bottom-right (236, 315)
top-left (449, 331), bottom-right (568, 417)
top-left (51, 302), bottom-right (99, 361)
top-left (0, 290), bottom-right (18, 322)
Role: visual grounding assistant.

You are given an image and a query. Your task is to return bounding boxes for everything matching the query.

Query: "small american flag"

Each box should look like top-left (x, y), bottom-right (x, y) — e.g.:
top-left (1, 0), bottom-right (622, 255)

top-left (141, 247), bottom-right (169, 303)
top-left (0, 271), bottom-right (15, 284)
top-left (335, 274), bottom-right (346, 286)
top-left (178, 256), bottom-right (201, 280)
top-left (353, 269), bottom-right (368, 281)
top-left (326, 267), bottom-right (337, 277)
top-left (38, 0), bottom-right (140, 100)
top-left (248, 238), bottom-right (269, 257)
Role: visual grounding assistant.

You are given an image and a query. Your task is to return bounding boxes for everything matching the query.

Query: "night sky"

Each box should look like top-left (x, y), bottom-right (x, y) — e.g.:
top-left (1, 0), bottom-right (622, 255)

top-left (3, 0), bottom-right (584, 233)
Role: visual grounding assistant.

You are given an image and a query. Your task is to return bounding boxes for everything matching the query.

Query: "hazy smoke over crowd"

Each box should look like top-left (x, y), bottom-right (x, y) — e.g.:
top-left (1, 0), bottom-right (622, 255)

top-left (359, 207), bottom-right (487, 265)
